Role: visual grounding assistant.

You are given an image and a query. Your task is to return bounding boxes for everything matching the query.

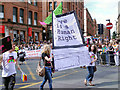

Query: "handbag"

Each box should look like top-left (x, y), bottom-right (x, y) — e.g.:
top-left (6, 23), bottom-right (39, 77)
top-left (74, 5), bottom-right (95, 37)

top-left (94, 66), bottom-right (97, 72)
top-left (36, 58), bottom-right (45, 77)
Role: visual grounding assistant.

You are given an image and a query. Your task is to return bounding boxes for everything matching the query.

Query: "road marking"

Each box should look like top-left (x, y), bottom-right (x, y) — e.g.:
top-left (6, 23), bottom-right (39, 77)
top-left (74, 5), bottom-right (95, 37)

top-left (0, 83), bottom-right (33, 86)
top-left (24, 61), bottom-right (36, 80)
top-left (16, 70), bottom-right (79, 90)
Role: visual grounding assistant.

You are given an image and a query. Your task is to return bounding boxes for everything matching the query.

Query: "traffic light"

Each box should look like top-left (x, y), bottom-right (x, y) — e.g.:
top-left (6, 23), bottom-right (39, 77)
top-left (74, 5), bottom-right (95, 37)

top-left (98, 24), bottom-right (103, 34)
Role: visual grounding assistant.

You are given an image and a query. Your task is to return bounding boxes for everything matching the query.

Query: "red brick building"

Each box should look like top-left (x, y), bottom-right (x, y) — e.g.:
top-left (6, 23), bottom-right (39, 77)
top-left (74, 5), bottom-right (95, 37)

top-left (93, 19), bottom-right (97, 37)
top-left (41, 1), bottom-right (84, 41)
top-left (84, 8), bottom-right (96, 37)
top-left (0, 2), bottom-right (43, 44)
top-left (0, 1), bottom-right (85, 43)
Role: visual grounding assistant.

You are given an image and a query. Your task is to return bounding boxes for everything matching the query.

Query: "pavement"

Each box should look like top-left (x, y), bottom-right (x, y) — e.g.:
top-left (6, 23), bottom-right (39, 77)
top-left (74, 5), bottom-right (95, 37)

top-left (0, 59), bottom-right (119, 90)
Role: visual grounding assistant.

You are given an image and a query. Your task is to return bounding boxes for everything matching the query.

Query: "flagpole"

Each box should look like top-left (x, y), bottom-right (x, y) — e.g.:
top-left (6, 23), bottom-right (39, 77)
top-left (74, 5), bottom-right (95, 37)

top-left (52, 11), bottom-right (54, 49)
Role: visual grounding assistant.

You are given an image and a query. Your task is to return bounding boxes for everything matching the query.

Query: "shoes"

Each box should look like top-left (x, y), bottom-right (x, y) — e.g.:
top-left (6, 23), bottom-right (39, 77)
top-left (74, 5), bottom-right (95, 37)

top-left (19, 63), bottom-right (24, 65)
top-left (89, 83), bottom-right (95, 86)
top-left (84, 79), bottom-right (87, 86)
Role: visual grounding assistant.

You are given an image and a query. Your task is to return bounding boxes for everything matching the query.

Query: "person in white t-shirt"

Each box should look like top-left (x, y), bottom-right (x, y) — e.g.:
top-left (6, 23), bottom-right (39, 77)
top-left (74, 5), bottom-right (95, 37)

top-left (84, 44), bottom-right (97, 86)
top-left (0, 44), bottom-right (21, 90)
top-left (113, 41), bottom-right (119, 66)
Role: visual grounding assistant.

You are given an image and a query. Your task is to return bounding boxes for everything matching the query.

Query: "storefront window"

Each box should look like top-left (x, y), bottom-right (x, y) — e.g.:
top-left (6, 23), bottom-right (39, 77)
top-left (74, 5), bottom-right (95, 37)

top-left (35, 32), bottom-right (38, 41)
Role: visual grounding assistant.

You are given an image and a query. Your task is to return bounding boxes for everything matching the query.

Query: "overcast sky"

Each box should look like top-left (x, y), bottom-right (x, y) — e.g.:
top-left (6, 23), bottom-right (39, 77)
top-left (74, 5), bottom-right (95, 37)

top-left (84, 0), bottom-right (119, 35)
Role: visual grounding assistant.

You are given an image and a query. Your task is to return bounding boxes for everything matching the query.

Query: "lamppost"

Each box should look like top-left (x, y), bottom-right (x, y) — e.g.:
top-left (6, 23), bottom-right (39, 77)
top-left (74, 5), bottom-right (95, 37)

top-left (106, 19), bottom-right (111, 40)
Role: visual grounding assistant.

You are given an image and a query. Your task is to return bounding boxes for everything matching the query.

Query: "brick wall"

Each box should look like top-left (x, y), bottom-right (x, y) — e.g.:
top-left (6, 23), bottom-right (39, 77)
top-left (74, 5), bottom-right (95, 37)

top-left (0, 2), bottom-right (43, 44)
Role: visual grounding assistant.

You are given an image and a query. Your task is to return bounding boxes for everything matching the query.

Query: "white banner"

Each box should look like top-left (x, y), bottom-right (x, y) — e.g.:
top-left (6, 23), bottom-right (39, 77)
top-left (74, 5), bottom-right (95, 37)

top-left (53, 46), bottom-right (91, 71)
top-left (53, 12), bottom-right (83, 47)
top-left (25, 49), bottom-right (41, 58)
top-left (53, 11), bottom-right (91, 71)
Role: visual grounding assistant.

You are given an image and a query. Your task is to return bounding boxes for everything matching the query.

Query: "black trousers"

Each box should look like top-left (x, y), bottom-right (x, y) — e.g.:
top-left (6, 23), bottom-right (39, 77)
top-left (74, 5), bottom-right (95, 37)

top-left (2, 74), bottom-right (16, 90)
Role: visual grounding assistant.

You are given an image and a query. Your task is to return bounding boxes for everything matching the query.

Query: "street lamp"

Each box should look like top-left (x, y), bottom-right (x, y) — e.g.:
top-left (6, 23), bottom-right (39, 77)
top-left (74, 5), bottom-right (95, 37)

top-left (106, 19), bottom-right (110, 23)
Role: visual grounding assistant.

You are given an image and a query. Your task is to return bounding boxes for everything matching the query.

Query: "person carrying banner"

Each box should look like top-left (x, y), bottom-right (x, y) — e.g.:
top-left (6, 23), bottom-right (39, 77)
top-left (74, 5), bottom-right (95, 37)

top-left (0, 44), bottom-right (21, 90)
top-left (84, 44), bottom-right (97, 86)
top-left (40, 44), bottom-right (53, 90)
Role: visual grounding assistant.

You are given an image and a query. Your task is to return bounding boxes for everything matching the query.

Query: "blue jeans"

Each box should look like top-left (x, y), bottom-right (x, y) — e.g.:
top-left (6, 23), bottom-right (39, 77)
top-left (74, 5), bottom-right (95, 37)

top-left (40, 67), bottom-right (52, 90)
top-left (86, 66), bottom-right (95, 81)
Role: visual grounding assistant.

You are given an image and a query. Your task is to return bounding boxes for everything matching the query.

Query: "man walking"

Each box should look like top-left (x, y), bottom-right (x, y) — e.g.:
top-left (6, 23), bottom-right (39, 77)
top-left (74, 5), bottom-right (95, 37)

top-left (0, 44), bottom-right (21, 90)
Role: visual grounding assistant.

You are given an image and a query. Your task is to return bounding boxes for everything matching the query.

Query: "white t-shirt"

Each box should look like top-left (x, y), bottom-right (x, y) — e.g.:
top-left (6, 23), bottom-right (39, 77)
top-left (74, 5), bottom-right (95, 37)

top-left (88, 51), bottom-right (97, 66)
top-left (2, 51), bottom-right (17, 77)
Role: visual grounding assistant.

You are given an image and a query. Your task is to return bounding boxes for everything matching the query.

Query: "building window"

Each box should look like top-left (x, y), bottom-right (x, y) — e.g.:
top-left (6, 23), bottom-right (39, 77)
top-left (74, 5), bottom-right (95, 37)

top-left (28, 0), bottom-right (32, 4)
top-left (20, 8), bottom-right (24, 23)
top-left (28, 11), bottom-right (32, 25)
top-left (81, 11), bottom-right (82, 19)
top-left (18, 0), bottom-right (24, 1)
top-left (0, 5), bottom-right (4, 19)
top-left (79, 10), bottom-right (80, 17)
top-left (75, 0), bottom-right (77, 6)
top-left (34, 12), bottom-right (37, 25)
top-left (13, 7), bottom-right (17, 23)
top-left (72, 5), bottom-right (74, 10)
top-left (67, 2), bottom-right (70, 11)
top-left (34, 0), bottom-right (37, 6)
top-left (54, 2), bottom-right (57, 9)
top-left (35, 32), bottom-right (38, 41)
top-left (49, 2), bottom-right (52, 11)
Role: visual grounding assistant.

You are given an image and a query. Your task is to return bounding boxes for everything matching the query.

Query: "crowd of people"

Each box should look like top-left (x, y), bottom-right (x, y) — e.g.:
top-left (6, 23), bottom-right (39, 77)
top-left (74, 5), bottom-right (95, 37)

top-left (0, 38), bottom-right (119, 90)
top-left (87, 38), bottom-right (120, 66)
top-left (13, 38), bottom-right (120, 67)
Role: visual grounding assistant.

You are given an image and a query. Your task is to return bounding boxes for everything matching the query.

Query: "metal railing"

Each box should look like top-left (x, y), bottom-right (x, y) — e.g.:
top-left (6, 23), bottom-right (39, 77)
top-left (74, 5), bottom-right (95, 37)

top-left (96, 52), bottom-right (120, 66)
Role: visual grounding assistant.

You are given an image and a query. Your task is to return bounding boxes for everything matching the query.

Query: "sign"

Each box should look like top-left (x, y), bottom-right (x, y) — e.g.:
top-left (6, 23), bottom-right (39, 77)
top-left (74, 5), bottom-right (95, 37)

top-left (0, 36), bottom-right (12, 54)
top-left (28, 28), bottom-right (32, 36)
top-left (0, 25), bottom-right (5, 33)
top-left (106, 23), bottom-right (113, 30)
top-left (53, 46), bottom-right (91, 71)
top-left (25, 49), bottom-right (41, 58)
top-left (53, 11), bottom-right (84, 48)
top-left (52, 11), bottom-right (91, 71)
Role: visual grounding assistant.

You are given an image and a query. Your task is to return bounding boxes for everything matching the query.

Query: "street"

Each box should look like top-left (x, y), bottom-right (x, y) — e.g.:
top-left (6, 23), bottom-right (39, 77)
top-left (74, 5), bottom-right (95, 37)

top-left (0, 59), bottom-right (119, 90)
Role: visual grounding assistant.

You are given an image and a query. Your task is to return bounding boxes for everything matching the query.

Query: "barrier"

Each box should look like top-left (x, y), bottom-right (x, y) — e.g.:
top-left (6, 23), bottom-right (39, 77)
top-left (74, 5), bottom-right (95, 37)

top-left (97, 53), bottom-right (120, 66)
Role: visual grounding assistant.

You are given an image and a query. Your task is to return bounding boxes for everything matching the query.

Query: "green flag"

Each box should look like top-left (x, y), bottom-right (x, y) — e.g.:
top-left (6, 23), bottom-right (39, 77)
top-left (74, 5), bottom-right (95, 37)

top-left (44, 2), bottom-right (62, 24)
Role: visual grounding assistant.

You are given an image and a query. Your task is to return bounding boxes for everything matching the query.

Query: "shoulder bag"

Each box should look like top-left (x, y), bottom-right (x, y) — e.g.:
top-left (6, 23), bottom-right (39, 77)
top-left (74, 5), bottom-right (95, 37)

top-left (36, 57), bottom-right (45, 77)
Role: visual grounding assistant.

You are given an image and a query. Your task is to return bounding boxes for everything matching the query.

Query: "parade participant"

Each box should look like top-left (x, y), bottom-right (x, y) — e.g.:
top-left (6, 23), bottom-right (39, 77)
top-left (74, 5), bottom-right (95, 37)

top-left (40, 44), bottom-right (53, 90)
top-left (101, 44), bottom-right (106, 65)
top-left (113, 41), bottom-right (119, 66)
top-left (84, 44), bottom-right (97, 86)
top-left (50, 44), bottom-right (55, 77)
top-left (108, 43), bottom-right (115, 65)
top-left (105, 42), bottom-right (110, 66)
top-left (15, 45), bottom-right (19, 57)
top-left (18, 45), bottom-right (26, 65)
top-left (1, 44), bottom-right (21, 90)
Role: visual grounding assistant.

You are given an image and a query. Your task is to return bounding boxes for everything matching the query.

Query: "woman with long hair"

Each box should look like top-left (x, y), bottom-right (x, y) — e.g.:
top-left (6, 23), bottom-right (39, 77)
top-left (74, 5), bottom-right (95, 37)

top-left (40, 44), bottom-right (53, 90)
top-left (84, 44), bottom-right (97, 86)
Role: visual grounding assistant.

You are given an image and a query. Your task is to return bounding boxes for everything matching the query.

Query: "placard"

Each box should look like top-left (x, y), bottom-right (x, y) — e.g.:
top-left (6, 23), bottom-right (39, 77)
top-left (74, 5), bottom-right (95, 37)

top-left (52, 11), bottom-right (91, 71)
top-left (53, 11), bottom-right (84, 48)
top-left (0, 36), bottom-right (12, 54)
